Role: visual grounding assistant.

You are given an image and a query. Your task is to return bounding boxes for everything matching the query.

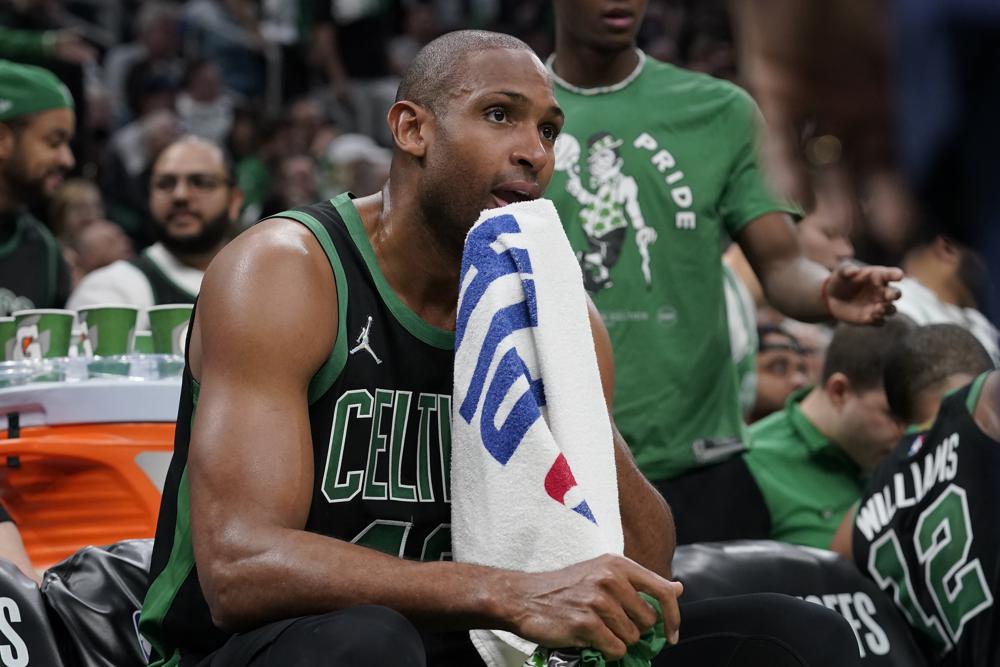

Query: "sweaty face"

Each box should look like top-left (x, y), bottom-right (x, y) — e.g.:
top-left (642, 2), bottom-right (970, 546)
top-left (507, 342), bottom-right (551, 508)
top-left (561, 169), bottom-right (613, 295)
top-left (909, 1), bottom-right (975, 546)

top-left (838, 388), bottom-right (904, 471)
top-left (149, 141), bottom-right (236, 254)
top-left (2, 108), bottom-right (76, 207)
top-left (419, 48), bottom-right (564, 252)
top-left (554, 0), bottom-right (648, 52)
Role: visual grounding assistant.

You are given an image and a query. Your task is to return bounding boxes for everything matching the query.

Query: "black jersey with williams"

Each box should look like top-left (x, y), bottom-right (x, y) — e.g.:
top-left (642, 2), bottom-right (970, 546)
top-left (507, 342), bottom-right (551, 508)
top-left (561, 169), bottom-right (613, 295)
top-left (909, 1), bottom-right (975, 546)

top-left (853, 372), bottom-right (1000, 666)
top-left (140, 194), bottom-right (455, 666)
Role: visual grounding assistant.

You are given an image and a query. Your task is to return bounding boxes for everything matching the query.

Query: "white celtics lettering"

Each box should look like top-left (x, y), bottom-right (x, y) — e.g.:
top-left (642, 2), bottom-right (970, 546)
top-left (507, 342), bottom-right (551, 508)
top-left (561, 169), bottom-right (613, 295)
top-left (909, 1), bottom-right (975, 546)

top-left (800, 592), bottom-right (890, 658)
top-left (0, 598), bottom-right (28, 667)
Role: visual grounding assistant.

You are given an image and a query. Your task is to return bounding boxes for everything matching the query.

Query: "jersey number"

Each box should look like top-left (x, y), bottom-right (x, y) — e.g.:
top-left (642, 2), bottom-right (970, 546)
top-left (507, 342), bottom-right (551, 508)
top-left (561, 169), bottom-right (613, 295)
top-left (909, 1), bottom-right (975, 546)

top-left (867, 485), bottom-right (993, 653)
top-left (351, 520), bottom-right (452, 561)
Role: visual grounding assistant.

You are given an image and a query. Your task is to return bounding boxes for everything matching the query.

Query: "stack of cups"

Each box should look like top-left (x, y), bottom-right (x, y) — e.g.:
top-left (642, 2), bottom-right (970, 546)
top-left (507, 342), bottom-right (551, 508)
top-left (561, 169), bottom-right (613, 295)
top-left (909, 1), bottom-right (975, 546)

top-left (0, 303), bottom-right (193, 386)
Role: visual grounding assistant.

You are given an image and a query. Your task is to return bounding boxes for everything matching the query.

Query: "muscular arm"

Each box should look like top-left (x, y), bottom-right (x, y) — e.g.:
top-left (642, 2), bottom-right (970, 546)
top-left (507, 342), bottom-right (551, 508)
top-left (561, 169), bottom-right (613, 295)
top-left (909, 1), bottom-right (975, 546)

top-left (738, 212), bottom-right (902, 324)
top-left (587, 298), bottom-right (675, 577)
top-left (188, 220), bottom-right (680, 658)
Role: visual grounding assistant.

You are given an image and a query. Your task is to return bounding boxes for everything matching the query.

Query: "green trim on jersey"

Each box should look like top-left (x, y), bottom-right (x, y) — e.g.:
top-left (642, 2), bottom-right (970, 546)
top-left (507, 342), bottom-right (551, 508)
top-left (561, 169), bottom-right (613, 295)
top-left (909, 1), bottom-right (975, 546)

top-left (137, 248), bottom-right (198, 302)
top-left (141, 382), bottom-right (199, 667)
top-left (0, 214), bottom-right (26, 258)
top-left (271, 209), bottom-right (351, 403)
top-left (965, 371), bottom-right (990, 415)
top-left (331, 194), bottom-right (455, 350)
top-left (0, 212), bottom-right (60, 305)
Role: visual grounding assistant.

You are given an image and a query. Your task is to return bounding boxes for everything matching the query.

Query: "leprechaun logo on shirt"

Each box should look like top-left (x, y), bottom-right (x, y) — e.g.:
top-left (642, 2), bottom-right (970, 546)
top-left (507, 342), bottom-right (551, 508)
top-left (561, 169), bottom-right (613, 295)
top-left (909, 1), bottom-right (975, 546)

top-left (554, 131), bottom-right (657, 293)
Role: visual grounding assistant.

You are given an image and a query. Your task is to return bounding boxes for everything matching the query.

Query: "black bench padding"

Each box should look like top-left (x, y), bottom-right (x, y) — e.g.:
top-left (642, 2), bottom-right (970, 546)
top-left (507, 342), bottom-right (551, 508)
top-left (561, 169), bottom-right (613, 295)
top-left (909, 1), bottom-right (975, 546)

top-left (672, 540), bottom-right (930, 666)
top-left (42, 539), bottom-right (153, 667)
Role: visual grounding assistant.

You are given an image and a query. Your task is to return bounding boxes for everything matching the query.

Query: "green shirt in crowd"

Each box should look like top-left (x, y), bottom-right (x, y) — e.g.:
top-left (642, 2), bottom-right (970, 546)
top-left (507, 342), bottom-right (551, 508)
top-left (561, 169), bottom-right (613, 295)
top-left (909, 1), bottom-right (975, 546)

top-left (546, 52), bottom-right (795, 480)
top-left (744, 388), bottom-right (868, 549)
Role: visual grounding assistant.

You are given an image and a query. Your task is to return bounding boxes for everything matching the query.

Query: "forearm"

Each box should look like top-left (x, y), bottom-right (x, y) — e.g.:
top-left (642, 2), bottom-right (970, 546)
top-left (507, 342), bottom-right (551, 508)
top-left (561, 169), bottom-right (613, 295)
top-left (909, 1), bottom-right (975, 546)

top-left (614, 435), bottom-right (674, 577)
top-left (200, 523), bottom-right (520, 633)
top-left (759, 254), bottom-right (831, 322)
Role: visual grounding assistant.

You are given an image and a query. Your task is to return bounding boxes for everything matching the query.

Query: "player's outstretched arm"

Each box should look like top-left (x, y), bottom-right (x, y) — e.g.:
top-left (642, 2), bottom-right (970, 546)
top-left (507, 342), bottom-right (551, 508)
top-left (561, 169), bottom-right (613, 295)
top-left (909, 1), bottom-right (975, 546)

top-left (186, 221), bottom-right (681, 659)
top-left (738, 212), bottom-right (901, 324)
top-left (587, 297), bottom-right (676, 578)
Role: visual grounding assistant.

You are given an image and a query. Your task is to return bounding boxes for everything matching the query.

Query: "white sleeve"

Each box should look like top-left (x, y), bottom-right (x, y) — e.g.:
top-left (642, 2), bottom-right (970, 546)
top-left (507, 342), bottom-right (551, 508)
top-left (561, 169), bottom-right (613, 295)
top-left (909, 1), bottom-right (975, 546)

top-left (67, 262), bottom-right (156, 316)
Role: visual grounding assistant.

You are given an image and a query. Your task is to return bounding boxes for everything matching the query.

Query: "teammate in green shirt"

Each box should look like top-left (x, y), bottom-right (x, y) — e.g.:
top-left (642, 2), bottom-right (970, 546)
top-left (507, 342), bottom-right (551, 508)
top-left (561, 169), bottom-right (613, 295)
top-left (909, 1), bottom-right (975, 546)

top-left (547, 0), bottom-right (904, 541)
top-left (745, 319), bottom-right (912, 548)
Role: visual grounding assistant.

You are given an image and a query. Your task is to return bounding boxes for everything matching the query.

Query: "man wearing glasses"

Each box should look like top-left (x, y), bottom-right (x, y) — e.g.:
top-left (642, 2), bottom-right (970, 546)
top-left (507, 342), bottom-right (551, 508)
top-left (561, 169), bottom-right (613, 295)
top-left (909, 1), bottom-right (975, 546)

top-left (69, 135), bottom-right (243, 328)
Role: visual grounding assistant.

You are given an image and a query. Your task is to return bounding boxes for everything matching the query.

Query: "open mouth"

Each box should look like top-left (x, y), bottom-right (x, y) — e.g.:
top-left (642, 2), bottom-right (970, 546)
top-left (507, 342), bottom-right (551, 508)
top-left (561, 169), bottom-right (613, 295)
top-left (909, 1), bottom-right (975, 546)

top-left (491, 182), bottom-right (541, 208)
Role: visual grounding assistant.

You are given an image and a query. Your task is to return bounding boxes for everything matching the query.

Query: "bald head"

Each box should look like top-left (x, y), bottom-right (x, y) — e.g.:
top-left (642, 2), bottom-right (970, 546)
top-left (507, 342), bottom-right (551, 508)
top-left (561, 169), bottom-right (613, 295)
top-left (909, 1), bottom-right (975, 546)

top-left (154, 135), bottom-right (231, 180)
top-left (395, 30), bottom-right (536, 115)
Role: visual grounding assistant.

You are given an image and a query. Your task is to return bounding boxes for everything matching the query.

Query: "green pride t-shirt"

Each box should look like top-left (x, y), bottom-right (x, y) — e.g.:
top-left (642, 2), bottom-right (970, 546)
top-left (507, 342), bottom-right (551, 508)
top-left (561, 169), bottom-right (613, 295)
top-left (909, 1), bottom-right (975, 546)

top-left (546, 53), bottom-right (795, 480)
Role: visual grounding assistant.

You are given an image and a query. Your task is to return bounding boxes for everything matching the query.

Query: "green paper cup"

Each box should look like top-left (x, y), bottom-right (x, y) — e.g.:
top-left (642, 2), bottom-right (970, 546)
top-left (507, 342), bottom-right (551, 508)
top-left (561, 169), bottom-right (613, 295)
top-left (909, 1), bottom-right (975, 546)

top-left (0, 317), bottom-right (15, 362)
top-left (147, 304), bottom-right (193, 356)
top-left (77, 304), bottom-right (138, 356)
top-left (133, 330), bottom-right (154, 354)
top-left (12, 309), bottom-right (75, 360)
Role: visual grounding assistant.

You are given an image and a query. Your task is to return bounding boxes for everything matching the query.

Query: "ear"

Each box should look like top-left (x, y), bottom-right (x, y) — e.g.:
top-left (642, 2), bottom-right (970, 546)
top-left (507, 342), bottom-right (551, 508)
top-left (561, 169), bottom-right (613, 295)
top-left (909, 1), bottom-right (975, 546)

top-left (387, 101), bottom-right (429, 158)
top-left (825, 372), bottom-right (851, 408)
top-left (931, 235), bottom-right (961, 266)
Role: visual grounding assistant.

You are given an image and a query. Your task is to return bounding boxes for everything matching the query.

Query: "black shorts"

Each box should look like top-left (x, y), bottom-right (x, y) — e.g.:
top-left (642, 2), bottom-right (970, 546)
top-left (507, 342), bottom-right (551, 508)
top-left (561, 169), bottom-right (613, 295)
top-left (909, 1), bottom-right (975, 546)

top-left (183, 593), bottom-right (860, 667)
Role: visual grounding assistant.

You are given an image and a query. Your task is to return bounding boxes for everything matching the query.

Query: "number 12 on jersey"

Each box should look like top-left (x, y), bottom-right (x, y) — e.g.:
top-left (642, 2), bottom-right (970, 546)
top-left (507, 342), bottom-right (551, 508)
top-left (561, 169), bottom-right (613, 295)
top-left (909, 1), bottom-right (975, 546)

top-left (867, 485), bottom-right (993, 654)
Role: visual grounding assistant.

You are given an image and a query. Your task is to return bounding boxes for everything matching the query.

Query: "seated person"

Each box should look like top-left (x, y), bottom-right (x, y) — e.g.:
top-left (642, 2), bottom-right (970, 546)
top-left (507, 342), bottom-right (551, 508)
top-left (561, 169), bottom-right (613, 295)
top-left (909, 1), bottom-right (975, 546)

top-left (139, 31), bottom-right (861, 667)
top-left (832, 324), bottom-right (998, 666)
top-left (749, 324), bottom-right (810, 423)
top-left (743, 318), bottom-right (912, 548)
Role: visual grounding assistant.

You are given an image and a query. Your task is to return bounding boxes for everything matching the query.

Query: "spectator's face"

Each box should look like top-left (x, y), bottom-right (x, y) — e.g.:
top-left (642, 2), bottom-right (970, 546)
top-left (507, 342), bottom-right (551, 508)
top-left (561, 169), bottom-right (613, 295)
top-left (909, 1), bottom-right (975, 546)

top-left (751, 332), bottom-right (809, 422)
top-left (554, 0), bottom-right (648, 51)
top-left (60, 185), bottom-right (105, 239)
top-left (419, 48), bottom-right (562, 251)
top-left (798, 214), bottom-right (854, 270)
top-left (76, 220), bottom-right (134, 274)
top-left (836, 387), bottom-right (903, 471)
top-left (150, 141), bottom-right (240, 254)
top-left (0, 108), bottom-right (75, 207)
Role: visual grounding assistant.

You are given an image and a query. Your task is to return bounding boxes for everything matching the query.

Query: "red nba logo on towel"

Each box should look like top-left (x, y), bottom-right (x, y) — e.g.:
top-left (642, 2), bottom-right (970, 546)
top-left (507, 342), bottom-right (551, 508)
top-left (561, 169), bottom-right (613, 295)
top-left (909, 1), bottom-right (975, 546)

top-left (544, 454), bottom-right (597, 524)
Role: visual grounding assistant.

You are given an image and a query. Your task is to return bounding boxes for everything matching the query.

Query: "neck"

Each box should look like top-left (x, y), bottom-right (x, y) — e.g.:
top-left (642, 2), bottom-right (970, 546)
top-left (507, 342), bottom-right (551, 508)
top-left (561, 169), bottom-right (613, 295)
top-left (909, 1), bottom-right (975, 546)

top-left (354, 182), bottom-right (461, 330)
top-left (798, 386), bottom-right (839, 443)
top-left (552, 37), bottom-right (640, 88)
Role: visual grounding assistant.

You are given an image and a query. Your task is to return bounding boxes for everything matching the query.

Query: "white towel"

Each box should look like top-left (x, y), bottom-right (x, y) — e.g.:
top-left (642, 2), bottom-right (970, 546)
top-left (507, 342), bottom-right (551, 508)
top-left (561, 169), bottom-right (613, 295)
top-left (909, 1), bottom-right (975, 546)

top-left (451, 199), bottom-right (624, 667)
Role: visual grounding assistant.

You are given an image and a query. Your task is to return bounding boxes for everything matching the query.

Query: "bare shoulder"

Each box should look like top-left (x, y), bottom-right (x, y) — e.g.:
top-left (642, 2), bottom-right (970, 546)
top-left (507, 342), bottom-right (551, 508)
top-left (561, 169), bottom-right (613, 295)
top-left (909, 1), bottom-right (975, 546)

top-left (190, 218), bottom-right (338, 382)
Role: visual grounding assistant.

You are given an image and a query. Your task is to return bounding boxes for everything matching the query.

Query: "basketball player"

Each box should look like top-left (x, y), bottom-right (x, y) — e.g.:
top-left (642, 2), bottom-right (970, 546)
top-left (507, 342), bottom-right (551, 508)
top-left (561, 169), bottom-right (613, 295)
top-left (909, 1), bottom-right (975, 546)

top-left (141, 32), bottom-right (861, 667)
top-left (834, 325), bottom-right (999, 666)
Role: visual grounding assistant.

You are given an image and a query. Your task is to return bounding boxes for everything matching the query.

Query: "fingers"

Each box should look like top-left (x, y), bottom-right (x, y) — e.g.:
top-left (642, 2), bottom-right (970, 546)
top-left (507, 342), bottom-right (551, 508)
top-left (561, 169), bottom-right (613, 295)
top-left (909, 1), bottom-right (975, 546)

top-left (621, 563), bottom-right (683, 645)
top-left (584, 622), bottom-right (629, 661)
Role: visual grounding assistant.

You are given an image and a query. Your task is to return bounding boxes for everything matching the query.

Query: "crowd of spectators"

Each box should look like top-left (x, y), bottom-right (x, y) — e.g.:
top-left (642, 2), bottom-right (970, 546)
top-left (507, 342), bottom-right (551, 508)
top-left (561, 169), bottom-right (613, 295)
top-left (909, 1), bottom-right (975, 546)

top-left (1, 0), bottom-right (739, 291)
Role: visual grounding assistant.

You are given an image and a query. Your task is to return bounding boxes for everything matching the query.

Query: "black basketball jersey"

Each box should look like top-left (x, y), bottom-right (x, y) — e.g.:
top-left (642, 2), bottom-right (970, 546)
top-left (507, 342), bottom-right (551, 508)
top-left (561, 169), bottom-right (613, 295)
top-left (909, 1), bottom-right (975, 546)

top-left (131, 249), bottom-right (197, 305)
top-left (853, 372), bottom-right (1000, 667)
top-left (140, 194), bottom-right (455, 665)
top-left (0, 209), bottom-right (71, 315)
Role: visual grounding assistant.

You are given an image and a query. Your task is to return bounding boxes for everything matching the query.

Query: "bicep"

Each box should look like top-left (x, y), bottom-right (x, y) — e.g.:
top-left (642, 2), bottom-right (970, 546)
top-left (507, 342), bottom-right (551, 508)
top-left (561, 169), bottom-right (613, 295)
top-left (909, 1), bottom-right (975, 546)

top-left (188, 222), bottom-right (337, 556)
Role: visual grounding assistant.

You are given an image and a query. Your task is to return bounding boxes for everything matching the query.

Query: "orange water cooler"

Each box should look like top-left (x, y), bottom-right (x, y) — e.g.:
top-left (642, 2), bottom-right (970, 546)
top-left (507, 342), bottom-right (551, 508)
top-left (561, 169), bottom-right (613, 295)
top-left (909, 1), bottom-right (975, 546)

top-left (0, 380), bottom-right (179, 569)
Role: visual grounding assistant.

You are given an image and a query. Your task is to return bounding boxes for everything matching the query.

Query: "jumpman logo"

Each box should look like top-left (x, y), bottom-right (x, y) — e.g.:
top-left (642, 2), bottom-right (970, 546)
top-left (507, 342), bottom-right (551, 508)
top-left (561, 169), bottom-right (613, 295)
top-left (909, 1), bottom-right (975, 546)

top-left (349, 315), bottom-right (382, 364)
